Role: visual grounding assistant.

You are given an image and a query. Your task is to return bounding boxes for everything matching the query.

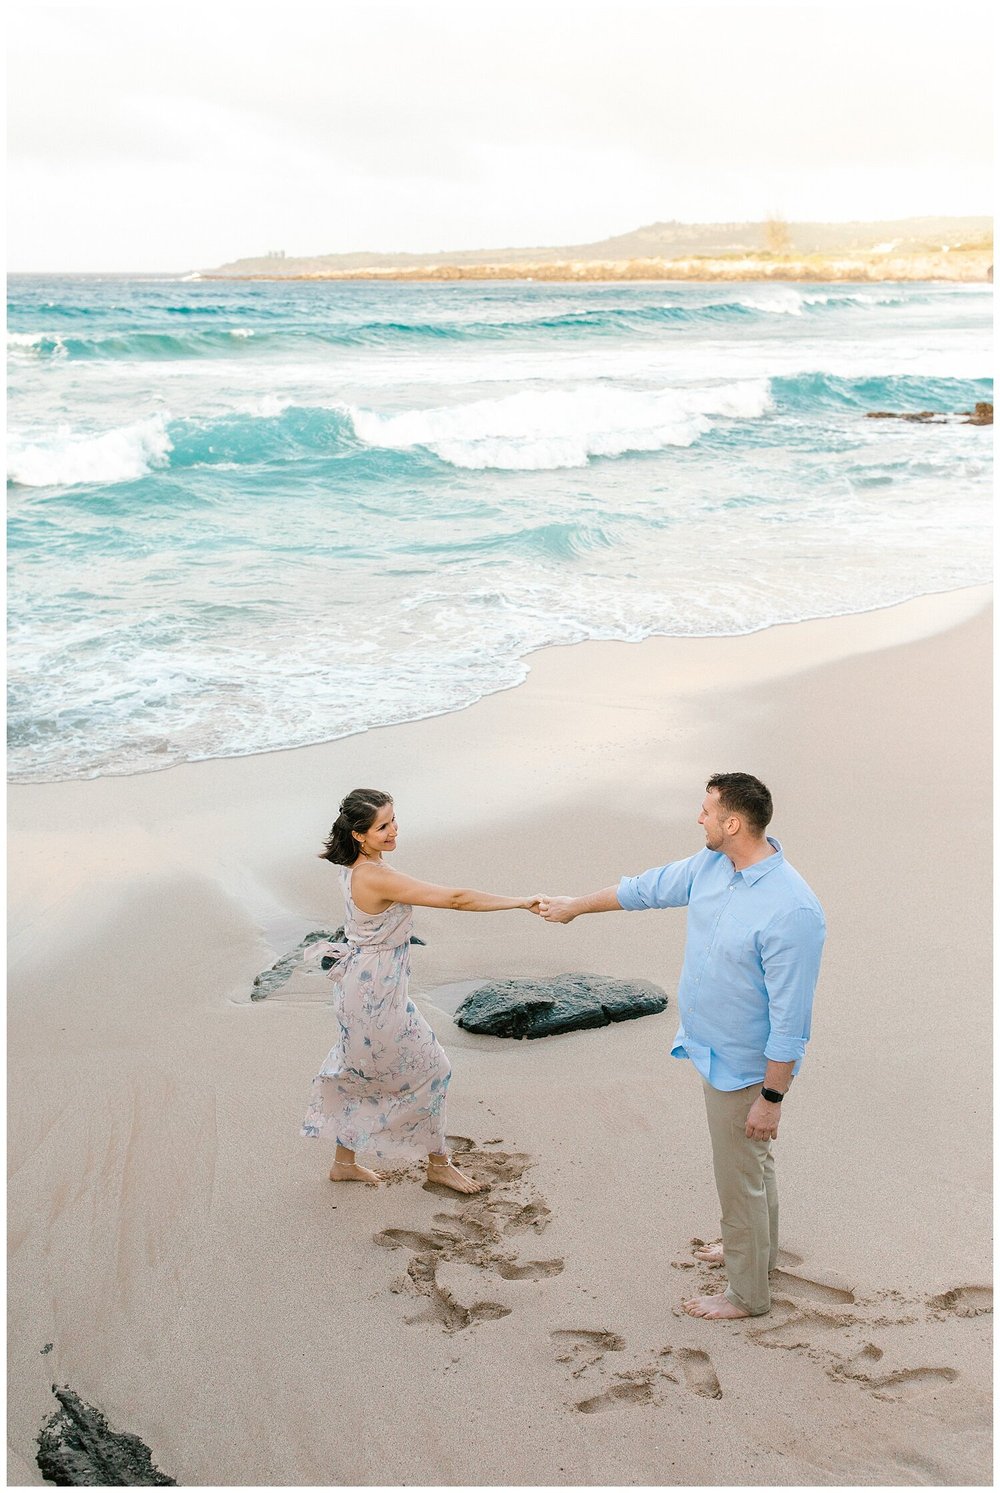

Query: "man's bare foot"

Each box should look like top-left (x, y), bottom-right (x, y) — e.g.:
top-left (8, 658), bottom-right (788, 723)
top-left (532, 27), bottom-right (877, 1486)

top-left (682, 1292), bottom-right (751, 1320)
top-left (329, 1159), bottom-right (382, 1185)
top-left (693, 1242), bottom-right (724, 1266)
top-left (426, 1156), bottom-right (484, 1194)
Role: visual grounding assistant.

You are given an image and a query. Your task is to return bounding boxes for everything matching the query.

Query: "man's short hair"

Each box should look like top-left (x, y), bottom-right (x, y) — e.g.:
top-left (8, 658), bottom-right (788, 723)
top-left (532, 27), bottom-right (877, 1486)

top-left (706, 772), bottom-right (773, 836)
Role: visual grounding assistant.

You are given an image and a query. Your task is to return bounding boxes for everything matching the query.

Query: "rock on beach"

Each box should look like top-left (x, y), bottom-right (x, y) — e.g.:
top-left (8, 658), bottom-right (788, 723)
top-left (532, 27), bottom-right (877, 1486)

top-left (36, 1386), bottom-right (177, 1486)
top-left (250, 927), bottom-right (427, 999)
top-left (454, 974), bottom-right (668, 1039)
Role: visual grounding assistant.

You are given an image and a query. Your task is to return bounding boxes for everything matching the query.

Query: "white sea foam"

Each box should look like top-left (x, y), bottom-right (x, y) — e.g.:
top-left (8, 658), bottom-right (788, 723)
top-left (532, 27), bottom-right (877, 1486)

top-left (7, 414), bottom-right (173, 488)
top-left (7, 331), bottom-right (67, 357)
top-left (241, 393), bottom-right (292, 418)
top-left (230, 328), bottom-right (255, 338)
top-left (725, 287), bottom-right (805, 316)
top-left (347, 380), bottom-right (772, 470)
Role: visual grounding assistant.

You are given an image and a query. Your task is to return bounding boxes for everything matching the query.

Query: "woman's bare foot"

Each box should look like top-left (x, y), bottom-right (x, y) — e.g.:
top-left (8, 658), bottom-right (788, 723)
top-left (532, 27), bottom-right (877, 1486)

top-left (329, 1159), bottom-right (382, 1184)
top-left (682, 1291), bottom-right (750, 1320)
top-left (693, 1242), bottom-right (724, 1266)
top-left (329, 1146), bottom-right (381, 1185)
top-left (426, 1155), bottom-right (484, 1194)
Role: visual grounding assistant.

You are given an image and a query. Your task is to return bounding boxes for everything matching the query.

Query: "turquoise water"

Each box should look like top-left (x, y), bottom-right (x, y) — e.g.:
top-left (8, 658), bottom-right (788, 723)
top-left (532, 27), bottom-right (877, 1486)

top-left (7, 275), bottom-right (992, 782)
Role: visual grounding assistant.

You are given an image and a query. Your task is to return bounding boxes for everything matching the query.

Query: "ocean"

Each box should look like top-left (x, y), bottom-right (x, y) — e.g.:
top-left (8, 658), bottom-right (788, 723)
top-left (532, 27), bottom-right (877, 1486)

top-left (7, 275), bottom-right (992, 783)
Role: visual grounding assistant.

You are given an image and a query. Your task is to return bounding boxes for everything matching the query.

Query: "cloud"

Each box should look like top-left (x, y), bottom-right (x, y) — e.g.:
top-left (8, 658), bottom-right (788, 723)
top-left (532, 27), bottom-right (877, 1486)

top-left (7, 0), bottom-right (993, 270)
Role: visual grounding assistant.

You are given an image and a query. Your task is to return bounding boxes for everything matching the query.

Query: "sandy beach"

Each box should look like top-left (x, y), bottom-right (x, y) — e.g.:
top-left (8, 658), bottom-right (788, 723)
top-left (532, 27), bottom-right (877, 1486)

top-left (7, 586), bottom-right (992, 1488)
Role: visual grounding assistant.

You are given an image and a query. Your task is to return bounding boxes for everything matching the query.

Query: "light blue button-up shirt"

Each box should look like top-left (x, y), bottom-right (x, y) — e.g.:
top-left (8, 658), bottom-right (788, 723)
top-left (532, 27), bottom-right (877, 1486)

top-left (617, 838), bottom-right (826, 1091)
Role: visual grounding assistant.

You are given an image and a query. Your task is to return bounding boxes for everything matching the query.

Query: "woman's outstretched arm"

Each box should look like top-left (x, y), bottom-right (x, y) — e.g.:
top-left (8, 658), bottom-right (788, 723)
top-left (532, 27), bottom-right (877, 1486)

top-left (354, 861), bottom-right (540, 915)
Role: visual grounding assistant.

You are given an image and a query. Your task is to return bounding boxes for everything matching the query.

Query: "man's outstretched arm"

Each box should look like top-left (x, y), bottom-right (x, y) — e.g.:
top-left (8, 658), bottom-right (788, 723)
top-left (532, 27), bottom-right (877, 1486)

top-left (538, 887), bottom-right (622, 923)
top-left (542, 855), bottom-right (701, 923)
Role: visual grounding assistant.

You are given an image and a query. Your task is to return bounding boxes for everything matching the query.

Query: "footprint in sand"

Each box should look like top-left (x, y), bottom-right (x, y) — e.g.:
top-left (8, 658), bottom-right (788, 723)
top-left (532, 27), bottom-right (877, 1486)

top-left (722, 1247), bottom-right (986, 1426)
top-left (768, 1268), bottom-right (856, 1306)
top-left (570, 1355), bottom-right (721, 1412)
top-left (673, 1346), bottom-right (723, 1399)
top-left (574, 1371), bottom-right (661, 1414)
top-left (495, 1258), bottom-right (565, 1280)
top-left (430, 1212), bottom-right (492, 1245)
top-left (376, 1140), bottom-right (561, 1329)
top-left (551, 1328), bottom-right (626, 1376)
top-left (374, 1228), bottom-right (443, 1253)
top-left (747, 1272), bottom-right (971, 1415)
top-left (491, 1198), bottom-right (552, 1235)
top-left (401, 1253), bottom-right (512, 1334)
top-left (828, 1359), bottom-right (959, 1401)
top-left (927, 1285), bottom-right (992, 1318)
top-left (749, 1299), bottom-right (855, 1350)
top-left (553, 1332), bottom-right (722, 1406)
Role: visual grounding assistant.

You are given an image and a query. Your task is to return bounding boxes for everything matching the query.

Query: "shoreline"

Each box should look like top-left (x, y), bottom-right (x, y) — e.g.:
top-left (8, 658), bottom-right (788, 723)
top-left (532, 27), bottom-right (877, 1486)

top-left (8, 586), bottom-right (992, 1486)
top-left (8, 582), bottom-right (992, 791)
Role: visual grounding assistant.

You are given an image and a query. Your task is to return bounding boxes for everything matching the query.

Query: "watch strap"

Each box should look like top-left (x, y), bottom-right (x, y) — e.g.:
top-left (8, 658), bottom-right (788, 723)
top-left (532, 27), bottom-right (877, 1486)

top-left (760, 1086), bottom-right (785, 1104)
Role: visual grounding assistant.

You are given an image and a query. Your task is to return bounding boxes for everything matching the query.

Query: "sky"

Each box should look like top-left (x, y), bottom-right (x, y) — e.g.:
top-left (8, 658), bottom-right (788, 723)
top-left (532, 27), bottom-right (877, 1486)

top-left (7, 0), bottom-right (994, 272)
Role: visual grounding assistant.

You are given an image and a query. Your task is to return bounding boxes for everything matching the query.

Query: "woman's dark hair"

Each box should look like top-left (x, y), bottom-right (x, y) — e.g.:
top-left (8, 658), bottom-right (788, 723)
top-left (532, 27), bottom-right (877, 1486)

top-left (319, 789), bottom-right (394, 865)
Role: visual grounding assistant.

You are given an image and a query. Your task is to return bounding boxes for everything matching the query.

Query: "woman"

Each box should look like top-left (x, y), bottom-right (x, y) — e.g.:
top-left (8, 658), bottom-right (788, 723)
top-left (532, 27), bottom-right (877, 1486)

top-left (301, 788), bottom-right (540, 1193)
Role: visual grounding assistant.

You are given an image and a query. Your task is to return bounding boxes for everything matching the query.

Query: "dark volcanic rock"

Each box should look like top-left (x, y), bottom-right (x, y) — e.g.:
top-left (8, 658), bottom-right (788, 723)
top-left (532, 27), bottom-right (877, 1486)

top-left (454, 974), bottom-right (668, 1039)
top-left (251, 927), bottom-right (426, 997)
top-left (865, 409), bottom-right (944, 422)
top-left (963, 401), bottom-right (993, 425)
top-left (865, 403), bottom-right (992, 425)
top-left (251, 928), bottom-right (343, 999)
top-left (37, 1386), bottom-right (176, 1486)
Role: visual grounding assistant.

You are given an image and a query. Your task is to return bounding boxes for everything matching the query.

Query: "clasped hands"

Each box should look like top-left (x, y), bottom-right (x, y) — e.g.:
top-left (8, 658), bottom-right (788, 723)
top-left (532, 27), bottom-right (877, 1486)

top-left (525, 895), bottom-right (577, 924)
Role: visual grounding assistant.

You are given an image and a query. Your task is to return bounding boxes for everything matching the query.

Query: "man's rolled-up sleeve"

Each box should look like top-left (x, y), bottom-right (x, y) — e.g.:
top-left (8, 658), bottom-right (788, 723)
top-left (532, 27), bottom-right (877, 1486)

top-left (617, 854), bottom-right (699, 911)
top-left (760, 907), bottom-right (826, 1062)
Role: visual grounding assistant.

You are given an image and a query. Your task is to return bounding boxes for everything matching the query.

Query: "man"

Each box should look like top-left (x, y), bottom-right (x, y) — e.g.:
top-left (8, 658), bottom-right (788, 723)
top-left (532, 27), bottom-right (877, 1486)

top-left (539, 773), bottom-right (825, 1320)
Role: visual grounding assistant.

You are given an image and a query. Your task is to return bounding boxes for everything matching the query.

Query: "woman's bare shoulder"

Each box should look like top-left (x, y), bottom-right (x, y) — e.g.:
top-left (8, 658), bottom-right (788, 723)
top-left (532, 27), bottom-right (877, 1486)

top-left (350, 859), bottom-right (400, 913)
top-left (351, 859), bottom-right (396, 883)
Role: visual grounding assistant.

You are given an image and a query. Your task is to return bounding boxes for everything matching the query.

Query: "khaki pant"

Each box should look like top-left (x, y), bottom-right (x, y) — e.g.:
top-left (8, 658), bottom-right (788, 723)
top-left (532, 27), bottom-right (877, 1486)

top-left (701, 1079), bottom-right (778, 1315)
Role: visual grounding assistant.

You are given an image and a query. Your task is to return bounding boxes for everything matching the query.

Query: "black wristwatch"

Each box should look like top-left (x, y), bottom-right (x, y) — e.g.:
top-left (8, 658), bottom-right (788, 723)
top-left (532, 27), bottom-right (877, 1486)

top-left (760, 1087), bottom-right (785, 1104)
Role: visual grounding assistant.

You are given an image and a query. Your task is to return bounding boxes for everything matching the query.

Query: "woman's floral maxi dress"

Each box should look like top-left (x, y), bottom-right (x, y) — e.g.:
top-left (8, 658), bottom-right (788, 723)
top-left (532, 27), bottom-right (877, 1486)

top-left (300, 866), bottom-right (452, 1157)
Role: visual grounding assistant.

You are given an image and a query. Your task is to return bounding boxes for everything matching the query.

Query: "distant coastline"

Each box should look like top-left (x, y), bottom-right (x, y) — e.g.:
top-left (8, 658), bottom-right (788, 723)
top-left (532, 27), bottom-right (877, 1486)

top-left (201, 249), bottom-right (991, 284)
top-left (201, 215), bottom-right (992, 283)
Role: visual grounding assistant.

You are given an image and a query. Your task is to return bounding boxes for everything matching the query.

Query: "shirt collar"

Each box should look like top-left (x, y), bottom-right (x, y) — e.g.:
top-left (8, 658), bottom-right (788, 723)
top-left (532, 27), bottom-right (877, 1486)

top-left (733, 836), bottom-right (783, 884)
